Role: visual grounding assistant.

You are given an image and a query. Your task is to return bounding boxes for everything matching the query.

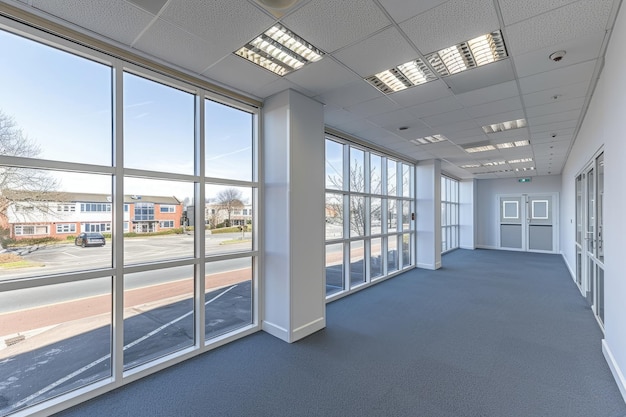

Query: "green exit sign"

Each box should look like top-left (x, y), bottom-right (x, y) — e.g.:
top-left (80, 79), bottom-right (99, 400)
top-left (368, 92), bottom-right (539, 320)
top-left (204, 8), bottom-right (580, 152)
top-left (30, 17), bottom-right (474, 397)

top-left (518, 177), bottom-right (532, 183)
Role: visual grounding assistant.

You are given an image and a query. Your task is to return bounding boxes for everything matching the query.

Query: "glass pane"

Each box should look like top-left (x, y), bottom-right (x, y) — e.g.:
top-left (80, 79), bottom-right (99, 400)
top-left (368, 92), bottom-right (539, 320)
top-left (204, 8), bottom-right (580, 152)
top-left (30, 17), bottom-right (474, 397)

top-left (442, 203), bottom-right (448, 227)
top-left (387, 199), bottom-right (397, 233)
top-left (206, 185), bottom-right (254, 256)
top-left (326, 243), bottom-right (343, 296)
top-left (124, 178), bottom-right (193, 265)
top-left (371, 198), bottom-right (382, 235)
top-left (597, 153), bottom-right (604, 262)
top-left (441, 177), bottom-right (447, 201)
top-left (205, 258), bottom-right (252, 340)
top-left (1, 169), bottom-right (112, 280)
top-left (587, 169), bottom-right (595, 253)
top-left (205, 99), bottom-right (253, 181)
top-left (0, 30), bottom-right (112, 166)
top-left (387, 160), bottom-right (397, 195)
top-left (350, 240), bottom-right (365, 288)
top-left (402, 201), bottom-right (411, 232)
top-left (442, 227), bottom-right (447, 252)
top-left (576, 176), bottom-right (583, 243)
top-left (370, 238), bottom-right (382, 279)
top-left (402, 164), bottom-right (411, 197)
top-left (350, 196), bottom-right (365, 237)
top-left (124, 265), bottom-right (194, 370)
top-left (325, 139), bottom-right (343, 190)
top-left (402, 234), bottom-right (411, 268)
top-left (596, 266), bottom-right (604, 323)
top-left (0, 278), bottom-right (111, 414)
top-left (350, 147), bottom-right (365, 193)
top-left (124, 72), bottom-right (194, 174)
top-left (370, 154), bottom-right (382, 194)
top-left (325, 193), bottom-right (343, 240)
top-left (387, 235), bottom-right (398, 273)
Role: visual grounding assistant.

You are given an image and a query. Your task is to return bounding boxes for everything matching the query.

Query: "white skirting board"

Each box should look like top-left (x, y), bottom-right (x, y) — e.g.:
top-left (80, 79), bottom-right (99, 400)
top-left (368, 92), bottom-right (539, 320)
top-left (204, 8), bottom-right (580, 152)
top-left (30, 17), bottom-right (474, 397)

top-left (603, 339), bottom-right (626, 404)
top-left (262, 316), bottom-right (325, 343)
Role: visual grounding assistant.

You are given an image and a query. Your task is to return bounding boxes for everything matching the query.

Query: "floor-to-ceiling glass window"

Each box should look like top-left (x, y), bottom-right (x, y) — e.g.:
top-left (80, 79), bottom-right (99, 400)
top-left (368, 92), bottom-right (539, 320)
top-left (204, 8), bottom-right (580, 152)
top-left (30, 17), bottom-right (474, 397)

top-left (0, 19), bottom-right (258, 416)
top-left (441, 176), bottom-right (460, 253)
top-left (324, 136), bottom-right (415, 299)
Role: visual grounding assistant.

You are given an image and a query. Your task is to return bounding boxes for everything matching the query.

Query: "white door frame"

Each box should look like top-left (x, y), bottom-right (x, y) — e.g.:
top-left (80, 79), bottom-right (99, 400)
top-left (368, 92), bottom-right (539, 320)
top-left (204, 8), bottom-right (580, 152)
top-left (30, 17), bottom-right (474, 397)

top-left (496, 192), bottom-right (559, 253)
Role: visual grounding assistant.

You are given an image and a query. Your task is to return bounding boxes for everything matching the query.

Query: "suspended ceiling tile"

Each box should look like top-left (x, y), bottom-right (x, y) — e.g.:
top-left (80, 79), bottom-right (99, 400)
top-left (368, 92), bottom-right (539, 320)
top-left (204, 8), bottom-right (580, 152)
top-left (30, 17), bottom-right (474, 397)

top-left (285, 57), bottom-right (362, 96)
top-left (406, 96), bottom-right (464, 119)
top-left (202, 54), bottom-right (279, 97)
top-left (389, 80), bottom-right (453, 107)
top-left (444, 60), bottom-right (516, 95)
top-left (30, 0), bottom-right (155, 45)
top-left (528, 109), bottom-right (580, 127)
top-left (484, 128), bottom-right (531, 141)
top-left (445, 133), bottom-right (489, 145)
top-left (316, 80), bottom-right (382, 108)
top-left (522, 81), bottom-right (590, 107)
top-left (465, 96), bottom-right (523, 118)
top-left (529, 119), bottom-right (578, 133)
top-left (389, 122), bottom-right (435, 141)
top-left (367, 109), bottom-right (423, 128)
top-left (505, 0), bottom-right (613, 56)
top-left (345, 96), bottom-right (401, 118)
top-left (455, 80), bottom-right (519, 107)
top-left (159, 0), bottom-right (275, 57)
top-left (281, 0), bottom-right (390, 53)
top-left (422, 109), bottom-right (472, 127)
top-left (437, 119), bottom-right (481, 135)
top-left (133, 18), bottom-right (218, 73)
top-left (498, 0), bottom-right (579, 25)
top-left (512, 32), bottom-right (606, 78)
top-left (332, 27), bottom-right (418, 78)
top-left (324, 106), bottom-right (363, 127)
top-left (525, 97), bottom-right (585, 118)
top-left (377, 0), bottom-right (448, 24)
top-left (400, 0), bottom-right (499, 54)
top-left (518, 60), bottom-right (597, 95)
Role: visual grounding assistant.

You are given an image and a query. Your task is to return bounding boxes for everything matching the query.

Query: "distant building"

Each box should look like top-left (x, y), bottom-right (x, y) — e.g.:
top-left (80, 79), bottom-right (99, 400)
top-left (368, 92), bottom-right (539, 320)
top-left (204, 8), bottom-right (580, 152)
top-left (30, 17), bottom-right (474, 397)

top-left (205, 203), bottom-right (252, 228)
top-left (0, 191), bottom-right (183, 240)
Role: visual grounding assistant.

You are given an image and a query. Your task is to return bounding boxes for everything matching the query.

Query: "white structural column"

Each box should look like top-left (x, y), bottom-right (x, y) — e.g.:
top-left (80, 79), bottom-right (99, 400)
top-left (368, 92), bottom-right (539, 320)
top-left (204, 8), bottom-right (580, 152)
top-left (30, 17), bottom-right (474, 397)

top-left (262, 89), bottom-right (326, 343)
top-left (416, 160), bottom-right (441, 270)
top-left (459, 179), bottom-right (476, 250)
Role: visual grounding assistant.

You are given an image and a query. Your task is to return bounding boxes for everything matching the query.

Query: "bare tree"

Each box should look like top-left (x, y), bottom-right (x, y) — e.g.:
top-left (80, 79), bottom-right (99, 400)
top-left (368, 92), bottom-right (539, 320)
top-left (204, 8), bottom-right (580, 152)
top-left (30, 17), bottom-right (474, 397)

top-left (326, 159), bottom-right (381, 236)
top-left (0, 110), bottom-right (62, 248)
top-left (215, 188), bottom-right (245, 227)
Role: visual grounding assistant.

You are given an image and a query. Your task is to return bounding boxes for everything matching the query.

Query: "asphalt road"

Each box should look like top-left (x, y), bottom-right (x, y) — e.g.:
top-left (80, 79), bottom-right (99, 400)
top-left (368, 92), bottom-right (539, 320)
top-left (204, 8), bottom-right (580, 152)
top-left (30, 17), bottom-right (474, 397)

top-left (0, 281), bottom-right (252, 416)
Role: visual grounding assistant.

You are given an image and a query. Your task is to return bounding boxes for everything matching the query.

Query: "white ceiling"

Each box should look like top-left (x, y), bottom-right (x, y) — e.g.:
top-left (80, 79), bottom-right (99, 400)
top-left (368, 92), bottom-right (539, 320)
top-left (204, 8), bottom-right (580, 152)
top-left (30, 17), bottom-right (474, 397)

top-left (7, 0), bottom-right (623, 179)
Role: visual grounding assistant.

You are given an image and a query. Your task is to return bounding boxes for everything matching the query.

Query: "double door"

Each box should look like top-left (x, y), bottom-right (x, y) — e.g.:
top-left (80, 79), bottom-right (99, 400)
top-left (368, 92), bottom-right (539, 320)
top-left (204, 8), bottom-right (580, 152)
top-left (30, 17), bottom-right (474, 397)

top-left (499, 193), bottom-right (557, 253)
top-left (576, 153), bottom-right (604, 326)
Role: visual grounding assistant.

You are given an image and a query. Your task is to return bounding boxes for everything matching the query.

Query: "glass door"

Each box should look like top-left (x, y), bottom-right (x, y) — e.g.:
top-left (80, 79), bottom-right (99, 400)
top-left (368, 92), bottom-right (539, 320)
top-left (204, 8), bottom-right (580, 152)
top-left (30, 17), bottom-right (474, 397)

top-left (578, 152), bottom-right (604, 326)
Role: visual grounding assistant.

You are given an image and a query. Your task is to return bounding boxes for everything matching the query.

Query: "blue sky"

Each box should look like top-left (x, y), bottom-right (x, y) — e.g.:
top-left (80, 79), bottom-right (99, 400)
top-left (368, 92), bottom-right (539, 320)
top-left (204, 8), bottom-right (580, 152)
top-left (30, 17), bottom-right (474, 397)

top-left (0, 29), bottom-right (253, 202)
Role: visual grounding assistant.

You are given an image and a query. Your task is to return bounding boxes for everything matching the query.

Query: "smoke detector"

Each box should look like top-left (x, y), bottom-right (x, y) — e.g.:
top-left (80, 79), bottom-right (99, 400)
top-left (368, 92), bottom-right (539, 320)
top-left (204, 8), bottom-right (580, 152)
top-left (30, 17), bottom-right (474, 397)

top-left (549, 50), bottom-right (566, 62)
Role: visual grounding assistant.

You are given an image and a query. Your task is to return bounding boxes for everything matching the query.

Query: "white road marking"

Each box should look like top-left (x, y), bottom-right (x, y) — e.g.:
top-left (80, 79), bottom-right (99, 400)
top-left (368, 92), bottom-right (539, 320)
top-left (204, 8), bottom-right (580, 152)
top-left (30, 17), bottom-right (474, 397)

top-left (8, 285), bottom-right (238, 411)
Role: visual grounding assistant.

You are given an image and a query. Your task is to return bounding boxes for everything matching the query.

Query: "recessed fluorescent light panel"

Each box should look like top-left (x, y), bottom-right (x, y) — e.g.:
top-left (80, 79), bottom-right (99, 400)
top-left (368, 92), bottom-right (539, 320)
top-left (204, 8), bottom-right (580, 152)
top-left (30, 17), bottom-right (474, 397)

top-left (482, 118), bottom-right (527, 134)
top-left (460, 164), bottom-right (481, 169)
top-left (464, 144), bottom-right (496, 153)
top-left (507, 158), bottom-right (533, 164)
top-left (410, 134), bottom-right (447, 145)
top-left (366, 58), bottom-right (437, 94)
top-left (234, 24), bottom-right (324, 76)
top-left (496, 139), bottom-right (530, 149)
top-left (482, 161), bottom-right (506, 166)
top-left (426, 30), bottom-right (507, 77)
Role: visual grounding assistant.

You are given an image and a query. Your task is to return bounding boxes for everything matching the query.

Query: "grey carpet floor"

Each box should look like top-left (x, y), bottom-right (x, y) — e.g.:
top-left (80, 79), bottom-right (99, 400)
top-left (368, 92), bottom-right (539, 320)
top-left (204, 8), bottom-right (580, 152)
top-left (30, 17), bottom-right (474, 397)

top-left (55, 249), bottom-right (626, 417)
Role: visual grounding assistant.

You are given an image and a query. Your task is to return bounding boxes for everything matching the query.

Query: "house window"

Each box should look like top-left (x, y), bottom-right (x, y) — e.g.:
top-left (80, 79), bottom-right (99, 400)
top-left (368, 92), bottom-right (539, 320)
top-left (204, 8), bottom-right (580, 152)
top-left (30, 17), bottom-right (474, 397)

top-left (56, 224), bottom-right (76, 233)
top-left (80, 203), bottom-right (111, 212)
top-left (160, 220), bottom-right (174, 228)
top-left (160, 205), bottom-right (176, 213)
top-left (134, 202), bottom-right (155, 221)
top-left (57, 204), bottom-right (76, 212)
top-left (14, 225), bottom-right (49, 235)
top-left (83, 223), bottom-right (111, 233)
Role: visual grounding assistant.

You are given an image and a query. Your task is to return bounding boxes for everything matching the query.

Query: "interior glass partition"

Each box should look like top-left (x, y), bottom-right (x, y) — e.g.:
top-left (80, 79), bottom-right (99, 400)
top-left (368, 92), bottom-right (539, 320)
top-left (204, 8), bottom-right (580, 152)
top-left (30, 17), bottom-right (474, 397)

top-left (324, 136), bottom-right (415, 299)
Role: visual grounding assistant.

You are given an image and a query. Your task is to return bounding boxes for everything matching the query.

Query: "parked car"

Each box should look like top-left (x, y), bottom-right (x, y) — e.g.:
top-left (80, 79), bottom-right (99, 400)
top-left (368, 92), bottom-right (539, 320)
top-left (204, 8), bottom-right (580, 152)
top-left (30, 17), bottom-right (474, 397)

top-left (75, 232), bottom-right (106, 247)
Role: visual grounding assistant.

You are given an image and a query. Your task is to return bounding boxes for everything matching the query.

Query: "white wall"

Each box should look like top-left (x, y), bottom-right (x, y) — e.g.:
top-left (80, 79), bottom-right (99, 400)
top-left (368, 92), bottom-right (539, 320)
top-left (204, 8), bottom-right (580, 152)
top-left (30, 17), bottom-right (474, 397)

top-left (560, 4), bottom-right (626, 402)
top-left (475, 175), bottom-right (562, 249)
